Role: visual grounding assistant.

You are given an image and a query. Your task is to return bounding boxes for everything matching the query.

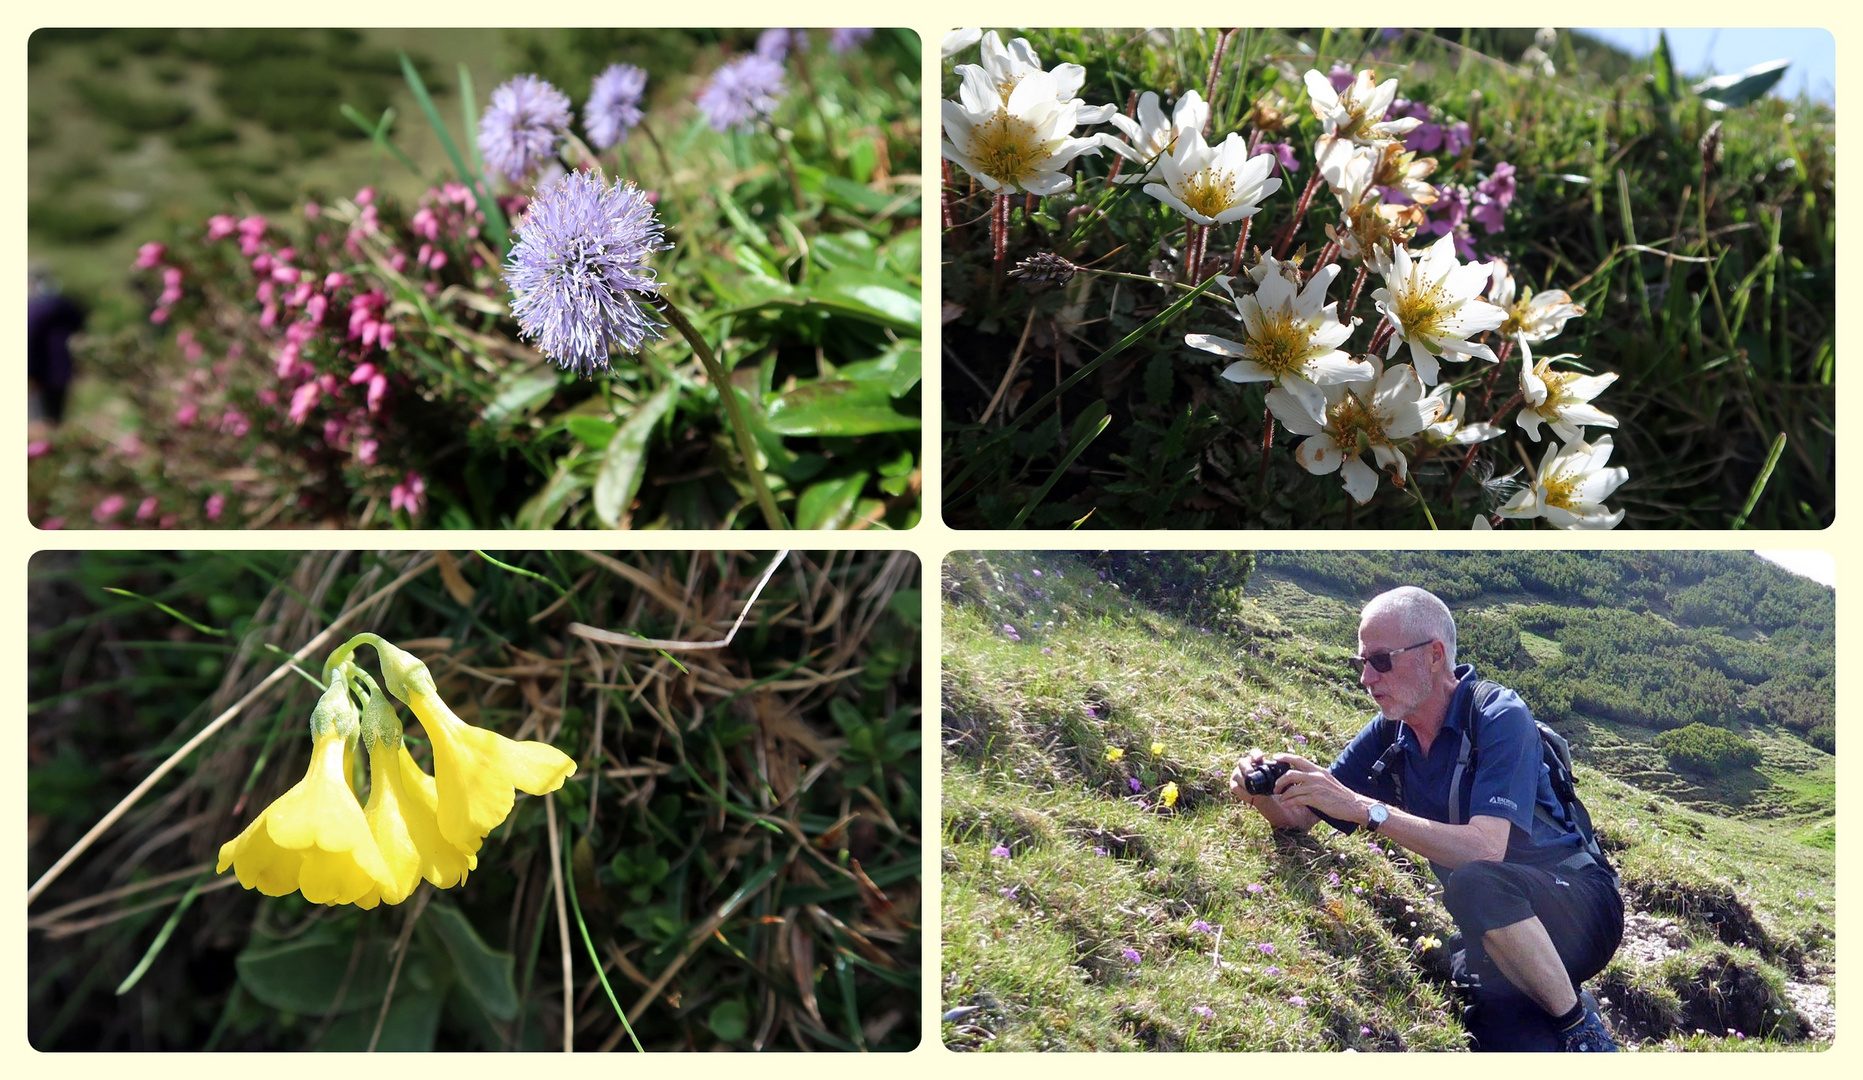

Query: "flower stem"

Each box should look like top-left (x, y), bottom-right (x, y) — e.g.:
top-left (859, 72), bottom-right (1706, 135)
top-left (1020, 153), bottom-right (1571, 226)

top-left (1259, 405), bottom-right (1275, 498)
top-left (770, 125), bottom-right (807, 211)
top-left (1274, 171), bottom-right (1324, 258)
top-left (1229, 217), bottom-right (1252, 276)
top-left (656, 294), bottom-right (789, 530)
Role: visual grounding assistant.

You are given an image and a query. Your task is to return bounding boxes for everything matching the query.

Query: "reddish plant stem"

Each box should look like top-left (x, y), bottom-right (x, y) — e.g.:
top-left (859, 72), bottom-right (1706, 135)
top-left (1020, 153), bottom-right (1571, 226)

top-left (941, 160), bottom-right (958, 231)
top-left (1346, 264), bottom-right (1370, 317)
top-left (1367, 319), bottom-right (1395, 357)
top-left (1273, 171), bottom-right (1324, 258)
top-left (1478, 339), bottom-right (1516, 412)
top-left (1229, 217), bottom-right (1252, 276)
top-left (991, 192), bottom-right (1010, 265)
top-left (1203, 29), bottom-right (1241, 133)
top-left (1259, 406), bottom-right (1276, 497)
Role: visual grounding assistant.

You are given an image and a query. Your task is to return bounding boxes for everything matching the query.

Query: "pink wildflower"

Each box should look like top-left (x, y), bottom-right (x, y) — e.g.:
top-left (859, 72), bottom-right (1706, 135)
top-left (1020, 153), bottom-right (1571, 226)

top-left (390, 472), bottom-right (426, 517)
top-left (287, 381), bottom-right (322, 425)
top-left (27, 440), bottom-right (50, 458)
top-left (134, 242), bottom-right (166, 270)
top-left (206, 214), bottom-right (238, 241)
top-left (92, 494), bottom-right (127, 522)
top-left (205, 493), bottom-right (226, 520)
top-left (174, 403), bottom-right (199, 426)
top-left (136, 496), bottom-right (159, 520)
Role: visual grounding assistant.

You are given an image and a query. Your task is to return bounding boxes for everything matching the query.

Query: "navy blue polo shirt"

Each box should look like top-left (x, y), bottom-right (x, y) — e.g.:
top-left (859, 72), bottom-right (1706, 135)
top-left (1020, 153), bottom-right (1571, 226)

top-left (1328, 664), bottom-right (1585, 866)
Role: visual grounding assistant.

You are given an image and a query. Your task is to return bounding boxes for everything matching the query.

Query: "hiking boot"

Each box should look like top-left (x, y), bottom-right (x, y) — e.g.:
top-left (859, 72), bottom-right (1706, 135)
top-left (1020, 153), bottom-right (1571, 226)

top-left (1558, 996), bottom-right (1618, 1052)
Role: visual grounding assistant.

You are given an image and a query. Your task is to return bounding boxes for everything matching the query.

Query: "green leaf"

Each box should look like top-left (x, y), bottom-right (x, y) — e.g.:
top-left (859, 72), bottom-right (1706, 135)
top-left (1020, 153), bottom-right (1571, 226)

top-left (808, 267), bottom-right (921, 329)
top-left (425, 900), bottom-right (519, 1022)
top-left (313, 990), bottom-right (443, 1051)
top-left (514, 456), bottom-right (590, 529)
top-left (881, 228), bottom-right (922, 281)
top-left (820, 175), bottom-right (919, 219)
top-left (1694, 59), bottom-right (1791, 108)
top-left (766, 381), bottom-right (918, 436)
top-left (593, 382), bottom-right (679, 527)
top-left (236, 931), bottom-right (389, 1015)
top-left (888, 588), bottom-right (921, 628)
top-left (834, 341), bottom-right (921, 397)
top-left (482, 365), bottom-right (561, 424)
top-left (565, 416), bottom-right (619, 451)
top-left (709, 998), bottom-right (750, 1042)
top-left (795, 472), bottom-right (869, 529)
top-left (1651, 31), bottom-right (1678, 103)
top-left (811, 230), bottom-right (878, 272)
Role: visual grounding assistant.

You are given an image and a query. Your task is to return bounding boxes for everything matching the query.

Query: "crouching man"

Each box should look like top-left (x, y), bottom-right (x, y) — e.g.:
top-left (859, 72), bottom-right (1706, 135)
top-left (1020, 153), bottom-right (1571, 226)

top-left (1231, 586), bottom-right (1623, 1051)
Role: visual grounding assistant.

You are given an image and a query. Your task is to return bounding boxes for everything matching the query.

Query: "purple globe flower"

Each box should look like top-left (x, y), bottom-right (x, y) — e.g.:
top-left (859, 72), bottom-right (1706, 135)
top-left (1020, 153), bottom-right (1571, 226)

top-left (584, 63), bottom-right (648, 151)
top-left (479, 74), bottom-right (571, 185)
top-left (756, 28), bottom-right (807, 61)
top-left (503, 170), bottom-right (670, 375)
top-left (697, 53), bottom-right (787, 133)
top-left (830, 28), bottom-right (874, 54)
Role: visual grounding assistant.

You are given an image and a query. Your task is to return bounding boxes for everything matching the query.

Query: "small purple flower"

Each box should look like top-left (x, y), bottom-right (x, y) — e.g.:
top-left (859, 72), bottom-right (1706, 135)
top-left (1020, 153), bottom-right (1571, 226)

top-left (1192, 1004), bottom-right (1215, 1019)
top-left (1256, 942), bottom-right (1275, 956)
top-left (1001, 623), bottom-right (1018, 636)
top-left (1093, 846), bottom-right (1108, 856)
top-left (1292, 734), bottom-right (1308, 745)
top-left (697, 52), bottom-right (787, 133)
top-left (1326, 64), bottom-right (1355, 94)
top-left (756, 28), bottom-right (807, 61)
top-left (1360, 1024), bottom-right (1373, 1037)
top-left (1040, 647), bottom-right (1053, 655)
top-left (990, 844), bottom-right (1011, 858)
top-left (829, 28), bottom-right (875, 54)
top-left (1444, 121), bottom-right (1472, 157)
top-left (1470, 162), bottom-right (1516, 234)
top-left (584, 63), bottom-right (648, 151)
top-left (1326, 871), bottom-right (1341, 887)
top-left (1031, 568), bottom-right (1043, 577)
top-left (1128, 777), bottom-right (1143, 793)
top-left (1191, 920), bottom-right (1216, 934)
top-left (479, 74), bottom-right (571, 184)
top-left (1353, 885), bottom-right (1364, 895)
top-left (1261, 141), bottom-right (1300, 177)
top-left (1246, 882), bottom-right (1265, 895)
top-left (503, 170), bottom-right (669, 375)
top-left (1287, 995), bottom-right (1308, 1008)
top-left (1264, 965), bottom-right (1282, 976)
top-left (1122, 948), bottom-right (1142, 964)
top-left (999, 884), bottom-right (1019, 898)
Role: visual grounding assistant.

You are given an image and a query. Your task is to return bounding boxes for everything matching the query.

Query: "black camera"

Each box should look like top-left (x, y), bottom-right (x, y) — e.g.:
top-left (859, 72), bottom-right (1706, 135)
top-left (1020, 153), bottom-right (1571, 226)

top-left (1242, 759), bottom-right (1291, 796)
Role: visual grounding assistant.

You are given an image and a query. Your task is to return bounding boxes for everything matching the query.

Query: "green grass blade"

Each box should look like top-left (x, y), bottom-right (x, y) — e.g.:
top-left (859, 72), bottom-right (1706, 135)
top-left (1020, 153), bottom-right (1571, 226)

top-left (100, 587), bottom-right (225, 636)
top-left (458, 63), bottom-right (482, 175)
top-left (339, 104), bottom-right (422, 177)
top-left (565, 831), bottom-right (644, 1051)
top-left (1731, 432), bottom-right (1788, 529)
top-left (398, 52), bottom-right (509, 254)
top-left (1010, 407), bottom-right (1110, 528)
top-left (115, 872), bottom-right (209, 995)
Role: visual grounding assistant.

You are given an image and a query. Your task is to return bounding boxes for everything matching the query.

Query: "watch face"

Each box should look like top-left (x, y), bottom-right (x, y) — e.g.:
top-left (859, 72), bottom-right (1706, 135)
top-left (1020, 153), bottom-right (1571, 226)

top-left (1368, 804), bottom-right (1388, 829)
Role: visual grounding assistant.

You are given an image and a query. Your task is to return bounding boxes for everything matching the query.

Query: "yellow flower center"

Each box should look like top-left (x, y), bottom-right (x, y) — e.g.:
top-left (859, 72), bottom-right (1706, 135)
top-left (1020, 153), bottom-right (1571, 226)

top-left (1328, 391), bottom-right (1389, 449)
top-left (1500, 293), bottom-right (1535, 337)
top-left (1540, 465), bottom-right (1583, 511)
top-left (994, 74), bottom-right (1024, 105)
top-left (1247, 305), bottom-right (1314, 377)
top-left (970, 109), bottom-right (1045, 186)
top-left (1534, 364), bottom-right (1580, 409)
top-left (1180, 167), bottom-right (1238, 218)
top-left (1395, 279), bottom-right (1451, 342)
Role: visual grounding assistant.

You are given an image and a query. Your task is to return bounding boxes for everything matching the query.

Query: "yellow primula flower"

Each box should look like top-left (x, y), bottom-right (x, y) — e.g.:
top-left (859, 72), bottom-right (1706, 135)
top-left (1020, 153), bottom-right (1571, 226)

top-left (1104, 747), bottom-right (1124, 762)
top-left (1161, 782), bottom-right (1180, 808)
top-left (1150, 741), bottom-right (1166, 757)
top-left (372, 639), bottom-right (575, 854)
top-left (216, 684), bottom-right (395, 905)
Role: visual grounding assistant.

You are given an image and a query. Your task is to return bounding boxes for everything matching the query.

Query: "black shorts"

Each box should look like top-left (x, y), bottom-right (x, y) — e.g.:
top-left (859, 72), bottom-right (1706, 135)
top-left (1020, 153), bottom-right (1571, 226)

top-left (1440, 859), bottom-right (1624, 1044)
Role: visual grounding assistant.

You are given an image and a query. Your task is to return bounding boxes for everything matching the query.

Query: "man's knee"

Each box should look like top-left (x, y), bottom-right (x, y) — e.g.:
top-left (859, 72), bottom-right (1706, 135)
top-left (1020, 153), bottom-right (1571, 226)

top-left (1441, 860), bottom-right (1514, 927)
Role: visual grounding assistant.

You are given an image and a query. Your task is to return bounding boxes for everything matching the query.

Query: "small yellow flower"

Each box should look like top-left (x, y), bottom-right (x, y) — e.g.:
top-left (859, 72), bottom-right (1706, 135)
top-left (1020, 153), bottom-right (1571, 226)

top-left (1104, 747), bottom-right (1125, 762)
top-left (217, 685), bottom-right (395, 905)
top-left (374, 640), bottom-right (575, 854)
top-left (1416, 934), bottom-right (1444, 952)
top-left (1150, 741), bottom-right (1166, 757)
top-left (355, 739), bottom-right (478, 908)
top-left (1161, 782), bottom-right (1180, 808)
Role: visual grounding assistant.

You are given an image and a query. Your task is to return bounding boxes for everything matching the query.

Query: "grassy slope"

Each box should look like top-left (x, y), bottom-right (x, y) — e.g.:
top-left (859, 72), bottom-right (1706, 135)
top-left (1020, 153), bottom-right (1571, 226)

top-left (940, 552), bottom-right (1833, 1051)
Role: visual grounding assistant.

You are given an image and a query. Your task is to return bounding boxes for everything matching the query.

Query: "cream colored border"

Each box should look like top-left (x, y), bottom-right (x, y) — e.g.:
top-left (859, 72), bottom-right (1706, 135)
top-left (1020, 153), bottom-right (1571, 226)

top-left (11, 5), bottom-right (1853, 1067)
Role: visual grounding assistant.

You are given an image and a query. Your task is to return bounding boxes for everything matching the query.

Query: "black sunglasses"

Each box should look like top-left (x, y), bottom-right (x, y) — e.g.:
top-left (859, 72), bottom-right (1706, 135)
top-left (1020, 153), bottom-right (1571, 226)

top-left (1351, 640), bottom-right (1436, 673)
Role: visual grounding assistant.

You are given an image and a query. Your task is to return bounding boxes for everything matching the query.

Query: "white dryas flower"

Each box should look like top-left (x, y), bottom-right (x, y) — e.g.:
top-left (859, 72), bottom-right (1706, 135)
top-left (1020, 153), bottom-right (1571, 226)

top-left (1305, 69), bottom-right (1422, 146)
top-left (1517, 353), bottom-right (1619, 443)
top-left (1266, 355), bottom-right (1433, 504)
top-left (942, 66), bottom-right (1103, 195)
top-left (1488, 260), bottom-right (1586, 361)
top-left (1187, 256), bottom-right (1369, 415)
top-left (977, 31), bottom-right (1116, 123)
top-left (1421, 385), bottom-right (1504, 445)
top-left (1373, 232), bottom-right (1506, 385)
top-left (1144, 129), bottom-right (1282, 226)
top-left (942, 27), bottom-right (983, 59)
top-left (1102, 90), bottom-right (1209, 184)
top-left (1497, 435), bottom-right (1628, 529)
top-left (1322, 143), bottom-right (1421, 268)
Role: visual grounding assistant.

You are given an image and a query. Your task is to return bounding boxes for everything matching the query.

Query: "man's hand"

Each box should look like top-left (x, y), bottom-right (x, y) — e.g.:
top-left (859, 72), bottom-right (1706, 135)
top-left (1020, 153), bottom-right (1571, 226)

top-left (1230, 749), bottom-right (1318, 832)
top-left (1268, 753), bottom-right (1370, 824)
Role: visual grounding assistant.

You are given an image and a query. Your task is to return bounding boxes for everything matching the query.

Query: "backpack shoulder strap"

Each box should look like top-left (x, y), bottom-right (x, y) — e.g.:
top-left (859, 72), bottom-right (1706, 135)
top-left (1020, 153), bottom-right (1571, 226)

top-left (1368, 717), bottom-right (1406, 808)
top-left (1446, 680), bottom-right (1503, 826)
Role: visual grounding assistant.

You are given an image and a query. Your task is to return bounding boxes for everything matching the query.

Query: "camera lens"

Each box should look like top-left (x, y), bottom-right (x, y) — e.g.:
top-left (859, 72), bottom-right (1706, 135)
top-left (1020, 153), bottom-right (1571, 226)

top-left (1244, 760), bottom-right (1289, 796)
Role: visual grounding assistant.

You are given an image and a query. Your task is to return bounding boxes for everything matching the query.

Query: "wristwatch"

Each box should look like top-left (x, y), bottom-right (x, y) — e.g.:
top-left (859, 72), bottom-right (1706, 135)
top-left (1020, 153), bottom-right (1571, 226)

top-left (1365, 802), bottom-right (1390, 833)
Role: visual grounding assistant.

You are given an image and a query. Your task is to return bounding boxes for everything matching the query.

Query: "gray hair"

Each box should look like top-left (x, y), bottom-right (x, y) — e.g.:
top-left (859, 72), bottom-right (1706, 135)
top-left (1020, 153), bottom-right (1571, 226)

top-left (1361, 586), bottom-right (1457, 667)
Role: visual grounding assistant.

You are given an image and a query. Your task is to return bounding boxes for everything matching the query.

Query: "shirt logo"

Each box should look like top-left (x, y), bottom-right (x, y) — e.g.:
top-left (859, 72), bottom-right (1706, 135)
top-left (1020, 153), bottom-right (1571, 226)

top-left (1487, 796), bottom-right (1519, 811)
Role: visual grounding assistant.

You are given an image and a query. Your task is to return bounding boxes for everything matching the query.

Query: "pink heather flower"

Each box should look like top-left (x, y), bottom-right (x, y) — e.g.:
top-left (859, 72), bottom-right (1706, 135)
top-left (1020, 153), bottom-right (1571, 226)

top-left (304, 202), bottom-right (321, 218)
top-left (388, 250), bottom-right (408, 273)
top-left (41, 516), bottom-right (65, 530)
top-left (92, 494), bottom-right (127, 522)
top-left (158, 514), bottom-right (176, 529)
top-left (219, 409), bottom-right (251, 437)
top-left (355, 437), bottom-right (380, 464)
top-left (134, 242), bottom-right (166, 270)
top-left (990, 845), bottom-right (1011, 858)
top-left (206, 214), bottom-right (237, 241)
top-left (350, 362), bottom-right (378, 385)
top-left (324, 272), bottom-right (350, 291)
top-left (305, 294), bottom-right (328, 322)
top-left (390, 472), bottom-right (427, 517)
top-left (204, 493), bottom-right (226, 520)
top-left (287, 381), bottom-right (322, 425)
top-left (136, 496), bottom-right (159, 520)
top-left (367, 373), bottom-right (388, 412)
top-left (355, 187), bottom-right (376, 206)
top-left (174, 403), bottom-right (199, 426)
top-left (27, 440), bottom-right (50, 458)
